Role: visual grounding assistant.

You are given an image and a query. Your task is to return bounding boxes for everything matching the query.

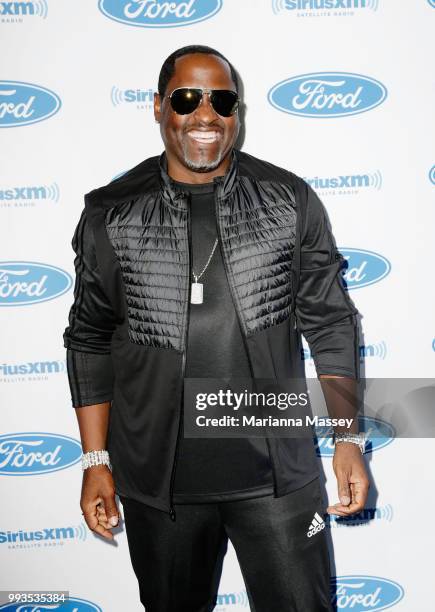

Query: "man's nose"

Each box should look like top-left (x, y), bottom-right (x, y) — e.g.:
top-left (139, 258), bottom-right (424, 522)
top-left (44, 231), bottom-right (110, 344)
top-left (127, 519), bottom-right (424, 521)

top-left (193, 92), bottom-right (218, 122)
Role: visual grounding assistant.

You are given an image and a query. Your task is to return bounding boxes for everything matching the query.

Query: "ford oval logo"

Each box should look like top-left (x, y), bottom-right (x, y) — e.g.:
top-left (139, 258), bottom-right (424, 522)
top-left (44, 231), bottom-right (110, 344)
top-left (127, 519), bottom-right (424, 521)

top-left (429, 165), bottom-right (435, 185)
top-left (268, 72), bottom-right (387, 118)
top-left (99, 0), bottom-right (222, 28)
top-left (0, 81), bottom-right (61, 128)
top-left (331, 575), bottom-right (404, 611)
top-left (0, 596), bottom-right (102, 611)
top-left (0, 262), bottom-right (72, 306)
top-left (315, 416), bottom-right (395, 457)
top-left (339, 248), bottom-right (391, 290)
top-left (0, 433), bottom-right (82, 475)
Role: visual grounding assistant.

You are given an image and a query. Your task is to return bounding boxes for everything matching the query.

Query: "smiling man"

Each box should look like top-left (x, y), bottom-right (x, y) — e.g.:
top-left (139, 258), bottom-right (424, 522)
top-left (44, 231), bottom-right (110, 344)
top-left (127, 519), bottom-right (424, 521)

top-left (64, 45), bottom-right (369, 612)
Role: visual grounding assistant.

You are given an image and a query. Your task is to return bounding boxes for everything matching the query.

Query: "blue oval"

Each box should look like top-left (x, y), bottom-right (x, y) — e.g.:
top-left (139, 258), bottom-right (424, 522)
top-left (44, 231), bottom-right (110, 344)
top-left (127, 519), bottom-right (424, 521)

top-left (0, 597), bottom-right (102, 611)
top-left (331, 575), bottom-right (404, 611)
top-left (268, 72), bottom-right (387, 118)
top-left (0, 81), bottom-right (61, 128)
top-left (428, 0), bottom-right (435, 8)
top-left (0, 261), bottom-right (72, 306)
top-left (315, 416), bottom-right (395, 457)
top-left (99, 0), bottom-right (222, 28)
top-left (339, 248), bottom-right (391, 290)
top-left (0, 432), bottom-right (82, 475)
top-left (429, 165), bottom-right (435, 185)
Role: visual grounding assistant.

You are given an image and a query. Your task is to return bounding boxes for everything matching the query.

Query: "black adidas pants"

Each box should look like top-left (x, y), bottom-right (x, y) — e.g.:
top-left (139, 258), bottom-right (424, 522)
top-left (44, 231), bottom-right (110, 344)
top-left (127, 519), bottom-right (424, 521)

top-left (119, 477), bottom-right (332, 612)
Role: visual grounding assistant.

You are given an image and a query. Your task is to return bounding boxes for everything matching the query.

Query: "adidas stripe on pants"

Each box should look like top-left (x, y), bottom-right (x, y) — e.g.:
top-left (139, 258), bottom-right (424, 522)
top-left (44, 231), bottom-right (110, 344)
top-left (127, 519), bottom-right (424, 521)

top-left (120, 476), bottom-right (333, 611)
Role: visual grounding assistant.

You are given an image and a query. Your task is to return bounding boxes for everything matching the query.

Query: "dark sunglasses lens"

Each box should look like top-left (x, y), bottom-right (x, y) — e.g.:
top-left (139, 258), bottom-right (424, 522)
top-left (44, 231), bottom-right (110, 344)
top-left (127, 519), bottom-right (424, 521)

top-left (210, 91), bottom-right (238, 117)
top-left (170, 89), bottom-right (201, 115)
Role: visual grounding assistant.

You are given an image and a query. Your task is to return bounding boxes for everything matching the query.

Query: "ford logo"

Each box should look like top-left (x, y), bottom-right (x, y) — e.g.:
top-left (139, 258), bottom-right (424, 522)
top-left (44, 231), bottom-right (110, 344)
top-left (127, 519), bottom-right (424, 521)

top-left (0, 262), bottom-right (72, 306)
top-left (429, 165), bottom-right (435, 185)
top-left (315, 416), bottom-right (395, 457)
top-left (0, 433), bottom-right (82, 475)
top-left (268, 72), bottom-right (387, 118)
top-left (331, 575), bottom-right (404, 611)
top-left (0, 81), bottom-right (61, 128)
top-left (99, 0), bottom-right (222, 28)
top-left (0, 597), bottom-right (102, 611)
top-left (339, 248), bottom-right (391, 290)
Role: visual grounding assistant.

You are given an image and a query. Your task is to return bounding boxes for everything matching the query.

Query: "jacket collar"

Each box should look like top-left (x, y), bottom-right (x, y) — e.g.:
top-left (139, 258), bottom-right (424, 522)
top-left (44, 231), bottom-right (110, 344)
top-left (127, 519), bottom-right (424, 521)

top-left (159, 149), bottom-right (239, 209)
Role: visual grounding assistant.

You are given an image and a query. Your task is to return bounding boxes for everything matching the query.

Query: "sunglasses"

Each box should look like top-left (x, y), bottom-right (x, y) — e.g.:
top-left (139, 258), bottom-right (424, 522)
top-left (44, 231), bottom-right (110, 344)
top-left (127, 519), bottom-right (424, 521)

top-left (166, 87), bottom-right (239, 117)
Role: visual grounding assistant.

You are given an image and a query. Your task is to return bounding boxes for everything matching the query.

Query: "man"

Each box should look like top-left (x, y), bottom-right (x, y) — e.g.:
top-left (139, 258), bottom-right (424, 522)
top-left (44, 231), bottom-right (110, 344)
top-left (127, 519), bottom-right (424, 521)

top-left (64, 45), bottom-right (369, 611)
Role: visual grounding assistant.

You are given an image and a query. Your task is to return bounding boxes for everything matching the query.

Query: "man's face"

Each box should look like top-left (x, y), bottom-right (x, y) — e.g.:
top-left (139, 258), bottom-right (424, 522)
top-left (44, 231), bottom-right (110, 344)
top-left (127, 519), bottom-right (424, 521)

top-left (154, 53), bottom-right (240, 180)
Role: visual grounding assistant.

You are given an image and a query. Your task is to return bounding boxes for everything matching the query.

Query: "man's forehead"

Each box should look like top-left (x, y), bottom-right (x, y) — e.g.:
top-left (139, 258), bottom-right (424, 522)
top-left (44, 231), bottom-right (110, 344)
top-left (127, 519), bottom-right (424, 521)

top-left (167, 53), bottom-right (234, 89)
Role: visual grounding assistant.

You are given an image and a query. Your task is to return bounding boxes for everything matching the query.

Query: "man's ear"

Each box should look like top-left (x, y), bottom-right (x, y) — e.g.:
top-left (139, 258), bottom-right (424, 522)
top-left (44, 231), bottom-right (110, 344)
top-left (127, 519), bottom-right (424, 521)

top-left (154, 92), bottom-right (161, 123)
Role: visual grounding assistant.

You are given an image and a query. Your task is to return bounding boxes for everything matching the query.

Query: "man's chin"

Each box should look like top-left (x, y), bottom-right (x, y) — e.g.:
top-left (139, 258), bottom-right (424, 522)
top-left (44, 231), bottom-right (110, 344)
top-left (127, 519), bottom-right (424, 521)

top-left (185, 162), bottom-right (220, 173)
top-left (182, 148), bottom-right (224, 173)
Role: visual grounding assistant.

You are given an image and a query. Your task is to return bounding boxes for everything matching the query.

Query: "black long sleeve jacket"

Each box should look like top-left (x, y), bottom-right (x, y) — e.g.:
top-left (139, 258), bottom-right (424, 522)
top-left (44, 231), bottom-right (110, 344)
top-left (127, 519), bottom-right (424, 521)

top-left (64, 149), bottom-right (360, 520)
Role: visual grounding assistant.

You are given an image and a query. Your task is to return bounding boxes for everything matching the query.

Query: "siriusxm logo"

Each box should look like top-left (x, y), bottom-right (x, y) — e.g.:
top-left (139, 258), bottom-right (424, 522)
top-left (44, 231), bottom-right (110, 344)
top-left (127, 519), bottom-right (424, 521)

top-left (99, 0), bottom-right (222, 28)
top-left (272, 0), bottom-right (379, 15)
top-left (0, 598), bottom-right (102, 611)
top-left (111, 86), bottom-right (154, 110)
top-left (339, 248), bottom-right (391, 290)
top-left (429, 165), bottom-right (435, 185)
top-left (0, 182), bottom-right (60, 208)
top-left (327, 504), bottom-right (393, 527)
top-left (315, 416), bottom-right (395, 457)
top-left (0, 81), bottom-right (60, 127)
top-left (0, 359), bottom-right (66, 380)
top-left (302, 341), bottom-right (386, 362)
top-left (268, 72), bottom-right (387, 118)
top-left (331, 576), bottom-right (404, 611)
top-left (304, 170), bottom-right (382, 194)
top-left (0, 522), bottom-right (88, 548)
top-left (0, 262), bottom-right (72, 306)
top-left (0, 433), bottom-right (81, 475)
top-left (215, 590), bottom-right (249, 608)
top-left (0, 0), bottom-right (48, 20)
top-left (360, 341), bottom-right (387, 360)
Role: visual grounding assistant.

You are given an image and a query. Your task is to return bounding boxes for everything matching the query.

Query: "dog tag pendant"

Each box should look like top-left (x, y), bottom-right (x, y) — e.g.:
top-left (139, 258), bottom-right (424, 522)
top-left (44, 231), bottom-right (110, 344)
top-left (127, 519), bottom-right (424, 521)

top-left (191, 282), bottom-right (203, 304)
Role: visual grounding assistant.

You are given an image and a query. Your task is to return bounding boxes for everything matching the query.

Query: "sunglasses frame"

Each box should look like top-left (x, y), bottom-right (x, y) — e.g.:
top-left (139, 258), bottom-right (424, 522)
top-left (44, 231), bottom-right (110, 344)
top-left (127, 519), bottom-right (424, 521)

top-left (166, 87), bottom-right (239, 117)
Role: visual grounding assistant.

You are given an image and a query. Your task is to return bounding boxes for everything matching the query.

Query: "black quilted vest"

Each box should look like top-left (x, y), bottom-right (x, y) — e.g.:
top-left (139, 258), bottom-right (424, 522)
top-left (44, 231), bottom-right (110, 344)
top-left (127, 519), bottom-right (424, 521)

top-left (85, 149), bottom-right (320, 519)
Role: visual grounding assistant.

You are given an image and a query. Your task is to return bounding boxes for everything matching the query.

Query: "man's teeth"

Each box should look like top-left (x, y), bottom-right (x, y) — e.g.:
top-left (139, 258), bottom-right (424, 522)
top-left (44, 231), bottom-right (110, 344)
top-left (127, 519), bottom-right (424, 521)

top-left (188, 130), bottom-right (220, 143)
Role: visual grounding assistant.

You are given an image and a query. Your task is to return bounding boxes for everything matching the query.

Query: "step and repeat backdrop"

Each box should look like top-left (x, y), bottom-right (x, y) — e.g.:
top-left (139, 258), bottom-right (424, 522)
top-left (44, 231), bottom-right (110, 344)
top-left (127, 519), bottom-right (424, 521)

top-left (1, 1), bottom-right (434, 611)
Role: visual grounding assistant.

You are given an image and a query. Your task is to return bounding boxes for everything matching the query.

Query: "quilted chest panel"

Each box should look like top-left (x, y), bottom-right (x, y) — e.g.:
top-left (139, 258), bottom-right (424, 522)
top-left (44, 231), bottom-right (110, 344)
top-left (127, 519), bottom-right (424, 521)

top-left (105, 194), bottom-right (189, 350)
top-left (218, 178), bottom-right (297, 336)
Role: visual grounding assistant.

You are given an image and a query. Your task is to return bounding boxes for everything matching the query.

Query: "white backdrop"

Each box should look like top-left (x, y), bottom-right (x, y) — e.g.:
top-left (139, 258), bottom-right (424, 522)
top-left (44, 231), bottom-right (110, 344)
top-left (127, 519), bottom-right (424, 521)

top-left (1, 1), bottom-right (434, 610)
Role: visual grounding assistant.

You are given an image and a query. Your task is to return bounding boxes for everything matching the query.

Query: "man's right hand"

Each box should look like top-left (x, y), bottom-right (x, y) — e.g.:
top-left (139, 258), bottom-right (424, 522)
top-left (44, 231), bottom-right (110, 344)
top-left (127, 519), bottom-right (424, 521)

top-left (80, 464), bottom-right (120, 540)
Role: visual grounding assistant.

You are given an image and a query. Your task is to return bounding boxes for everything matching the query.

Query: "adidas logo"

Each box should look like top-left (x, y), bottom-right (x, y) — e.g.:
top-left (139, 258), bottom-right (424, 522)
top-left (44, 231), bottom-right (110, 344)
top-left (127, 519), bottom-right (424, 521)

top-left (307, 512), bottom-right (325, 538)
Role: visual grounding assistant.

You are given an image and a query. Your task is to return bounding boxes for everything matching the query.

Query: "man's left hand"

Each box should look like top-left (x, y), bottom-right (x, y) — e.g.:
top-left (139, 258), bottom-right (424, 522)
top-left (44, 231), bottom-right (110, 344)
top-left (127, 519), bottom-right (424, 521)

top-left (327, 442), bottom-right (370, 516)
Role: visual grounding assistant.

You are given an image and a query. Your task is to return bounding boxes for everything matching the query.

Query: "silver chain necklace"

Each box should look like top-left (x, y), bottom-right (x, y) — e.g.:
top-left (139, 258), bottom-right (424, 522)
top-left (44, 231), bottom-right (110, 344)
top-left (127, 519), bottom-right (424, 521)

top-left (191, 238), bottom-right (218, 304)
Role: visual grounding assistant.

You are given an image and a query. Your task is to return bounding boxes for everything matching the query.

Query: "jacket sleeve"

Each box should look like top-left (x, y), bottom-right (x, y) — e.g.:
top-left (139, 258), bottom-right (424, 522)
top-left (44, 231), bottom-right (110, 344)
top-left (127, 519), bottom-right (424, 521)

top-left (294, 181), bottom-right (360, 380)
top-left (63, 208), bottom-right (117, 407)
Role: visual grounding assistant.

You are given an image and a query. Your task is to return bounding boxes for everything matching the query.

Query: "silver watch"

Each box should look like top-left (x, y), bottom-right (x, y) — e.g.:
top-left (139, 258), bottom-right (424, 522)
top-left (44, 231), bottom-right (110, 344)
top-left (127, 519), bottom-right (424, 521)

top-left (334, 432), bottom-right (366, 454)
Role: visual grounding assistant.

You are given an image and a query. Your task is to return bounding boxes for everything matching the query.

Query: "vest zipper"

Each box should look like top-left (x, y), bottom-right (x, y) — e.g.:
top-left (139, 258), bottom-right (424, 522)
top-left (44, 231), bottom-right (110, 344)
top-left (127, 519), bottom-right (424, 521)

top-left (168, 195), bottom-right (192, 522)
top-left (213, 186), bottom-right (279, 498)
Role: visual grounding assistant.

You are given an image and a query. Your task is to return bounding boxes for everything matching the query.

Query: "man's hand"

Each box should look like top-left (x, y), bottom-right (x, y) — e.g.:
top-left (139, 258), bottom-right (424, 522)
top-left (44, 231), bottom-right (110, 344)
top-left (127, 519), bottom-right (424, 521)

top-left (80, 464), bottom-right (120, 540)
top-left (327, 442), bottom-right (370, 516)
